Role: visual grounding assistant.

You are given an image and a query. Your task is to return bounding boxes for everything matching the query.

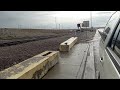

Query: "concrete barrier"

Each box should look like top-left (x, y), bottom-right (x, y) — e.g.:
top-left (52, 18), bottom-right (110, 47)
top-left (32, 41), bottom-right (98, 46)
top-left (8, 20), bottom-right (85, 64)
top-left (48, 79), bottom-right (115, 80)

top-left (59, 37), bottom-right (78, 51)
top-left (0, 51), bottom-right (59, 79)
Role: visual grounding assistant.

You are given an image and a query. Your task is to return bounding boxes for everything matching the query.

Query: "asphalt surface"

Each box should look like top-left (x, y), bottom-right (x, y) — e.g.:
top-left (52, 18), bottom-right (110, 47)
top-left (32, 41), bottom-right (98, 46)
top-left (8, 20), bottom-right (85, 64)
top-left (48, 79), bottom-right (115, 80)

top-left (43, 30), bottom-right (101, 79)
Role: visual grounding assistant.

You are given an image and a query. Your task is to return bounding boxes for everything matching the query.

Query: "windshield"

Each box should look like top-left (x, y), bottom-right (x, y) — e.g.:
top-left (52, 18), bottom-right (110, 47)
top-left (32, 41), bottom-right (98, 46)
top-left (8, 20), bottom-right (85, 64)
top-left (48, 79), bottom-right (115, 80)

top-left (104, 11), bottom-right (120, 30)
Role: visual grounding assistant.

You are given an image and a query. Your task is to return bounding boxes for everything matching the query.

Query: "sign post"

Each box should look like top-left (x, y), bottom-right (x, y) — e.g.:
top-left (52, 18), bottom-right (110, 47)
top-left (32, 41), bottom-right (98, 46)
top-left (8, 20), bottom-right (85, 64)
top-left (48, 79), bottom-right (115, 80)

top-left (77, 24), bottom-right (80, 29)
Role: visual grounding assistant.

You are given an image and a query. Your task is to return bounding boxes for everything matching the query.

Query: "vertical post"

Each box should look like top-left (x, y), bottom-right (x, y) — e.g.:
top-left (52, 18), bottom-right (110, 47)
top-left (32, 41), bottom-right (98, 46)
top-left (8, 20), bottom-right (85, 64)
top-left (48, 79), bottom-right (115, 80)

top-left (90, 11), bottom-right (92, 30)
top-left (18, 25), bottom-right (19, 29)
top-left (55, 17), bottom-right (57, 29)
top-left (59, 24), bottom-right (60, 29)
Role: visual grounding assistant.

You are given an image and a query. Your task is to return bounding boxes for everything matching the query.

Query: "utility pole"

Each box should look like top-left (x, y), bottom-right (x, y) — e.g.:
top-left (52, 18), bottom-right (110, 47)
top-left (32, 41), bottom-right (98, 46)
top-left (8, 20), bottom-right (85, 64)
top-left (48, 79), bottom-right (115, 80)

top-left (61, 24), bottom-right (63, 29)
top-left (59, 24), bottom-right (60, 29)
top-left (18, 25), bottom-right (19, 29)
top-left (90, 11), bottom-right (93, 29)
top-left (55, 17), bottom-right (57, 29)
top-left (18, 25), bottom-right (21, 29)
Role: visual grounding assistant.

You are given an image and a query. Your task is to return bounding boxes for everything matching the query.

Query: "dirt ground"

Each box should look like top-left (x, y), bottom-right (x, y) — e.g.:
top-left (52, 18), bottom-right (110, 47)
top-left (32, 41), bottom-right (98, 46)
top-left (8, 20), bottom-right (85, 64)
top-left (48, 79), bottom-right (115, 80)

top-left (0, 29), bottom-right (96, 71)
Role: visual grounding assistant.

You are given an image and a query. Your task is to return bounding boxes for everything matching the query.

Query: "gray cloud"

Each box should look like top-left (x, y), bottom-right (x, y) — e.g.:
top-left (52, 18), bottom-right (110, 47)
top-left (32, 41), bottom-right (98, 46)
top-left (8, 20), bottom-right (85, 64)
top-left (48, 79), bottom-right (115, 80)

top-left (0, 11), bottom-right (115, 29)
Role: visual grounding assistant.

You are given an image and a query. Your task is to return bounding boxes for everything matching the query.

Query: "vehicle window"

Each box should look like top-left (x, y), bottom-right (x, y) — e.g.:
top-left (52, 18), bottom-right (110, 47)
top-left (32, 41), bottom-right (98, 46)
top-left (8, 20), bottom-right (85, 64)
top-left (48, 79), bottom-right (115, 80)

top-left (111, 23), bottom-right (120, 48)
top-left (102, 12), bottom-right (120, 42)
top-left (114, 31), bottom-right (120, 58)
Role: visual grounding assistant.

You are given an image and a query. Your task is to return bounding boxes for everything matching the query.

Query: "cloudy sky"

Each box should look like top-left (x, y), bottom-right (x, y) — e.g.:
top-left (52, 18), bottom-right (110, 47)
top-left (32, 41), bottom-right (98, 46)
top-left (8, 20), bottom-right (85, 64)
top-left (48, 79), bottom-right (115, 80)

top-left (0, 11), bottom-right (115, 29)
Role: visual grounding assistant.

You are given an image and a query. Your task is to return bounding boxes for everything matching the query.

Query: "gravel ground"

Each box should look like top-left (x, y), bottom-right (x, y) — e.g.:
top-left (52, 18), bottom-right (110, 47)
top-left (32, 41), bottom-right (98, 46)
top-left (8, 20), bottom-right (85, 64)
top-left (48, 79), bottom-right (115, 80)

top-left (0, 30), bottom-right (96, 71)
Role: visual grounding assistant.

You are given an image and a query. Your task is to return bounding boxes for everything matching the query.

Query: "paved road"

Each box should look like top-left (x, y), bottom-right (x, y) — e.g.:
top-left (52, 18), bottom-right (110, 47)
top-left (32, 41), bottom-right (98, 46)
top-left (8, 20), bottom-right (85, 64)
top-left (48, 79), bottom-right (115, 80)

top-left (43, 30), bottom-right (100, 79)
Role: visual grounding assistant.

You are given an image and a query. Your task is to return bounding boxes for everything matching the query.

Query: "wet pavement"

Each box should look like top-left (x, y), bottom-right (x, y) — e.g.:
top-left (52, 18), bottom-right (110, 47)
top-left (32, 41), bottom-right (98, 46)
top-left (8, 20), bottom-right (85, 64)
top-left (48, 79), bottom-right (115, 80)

top-left (43, 30), bottom-right (101, 79)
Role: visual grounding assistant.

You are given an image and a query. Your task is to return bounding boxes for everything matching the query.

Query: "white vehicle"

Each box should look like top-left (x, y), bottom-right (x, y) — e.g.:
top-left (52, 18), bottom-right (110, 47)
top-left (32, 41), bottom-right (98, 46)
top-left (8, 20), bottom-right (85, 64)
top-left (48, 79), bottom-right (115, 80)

top-left (98, 11), bottom-right (120, 79)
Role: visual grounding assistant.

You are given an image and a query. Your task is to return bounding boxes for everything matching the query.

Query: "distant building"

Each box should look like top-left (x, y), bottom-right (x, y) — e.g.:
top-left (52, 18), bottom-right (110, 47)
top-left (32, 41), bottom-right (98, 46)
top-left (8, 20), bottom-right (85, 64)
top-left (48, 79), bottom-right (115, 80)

top-left (82, 21), bottom-right (89, 27)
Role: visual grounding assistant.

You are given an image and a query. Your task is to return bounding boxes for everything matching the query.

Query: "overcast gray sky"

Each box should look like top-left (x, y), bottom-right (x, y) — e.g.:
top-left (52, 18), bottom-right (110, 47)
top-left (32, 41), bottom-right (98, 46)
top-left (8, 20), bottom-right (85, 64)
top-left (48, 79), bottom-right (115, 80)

top-left (0, 11), bottom-right (115, 29)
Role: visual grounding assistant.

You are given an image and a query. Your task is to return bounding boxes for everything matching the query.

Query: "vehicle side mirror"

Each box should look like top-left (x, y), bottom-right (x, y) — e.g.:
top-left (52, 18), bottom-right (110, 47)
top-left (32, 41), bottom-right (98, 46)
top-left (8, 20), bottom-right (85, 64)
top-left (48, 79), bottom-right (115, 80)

top-left (98, 30), bottom-right (107, 41)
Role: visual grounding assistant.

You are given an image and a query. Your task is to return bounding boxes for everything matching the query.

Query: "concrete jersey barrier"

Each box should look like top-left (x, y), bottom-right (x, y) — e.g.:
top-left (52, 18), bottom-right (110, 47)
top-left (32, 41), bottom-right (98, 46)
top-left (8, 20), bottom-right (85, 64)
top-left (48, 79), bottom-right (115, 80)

top-left (59, 37), bottom-right (78, 51)
top-left (0, 51), bottom-right (59, 79)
